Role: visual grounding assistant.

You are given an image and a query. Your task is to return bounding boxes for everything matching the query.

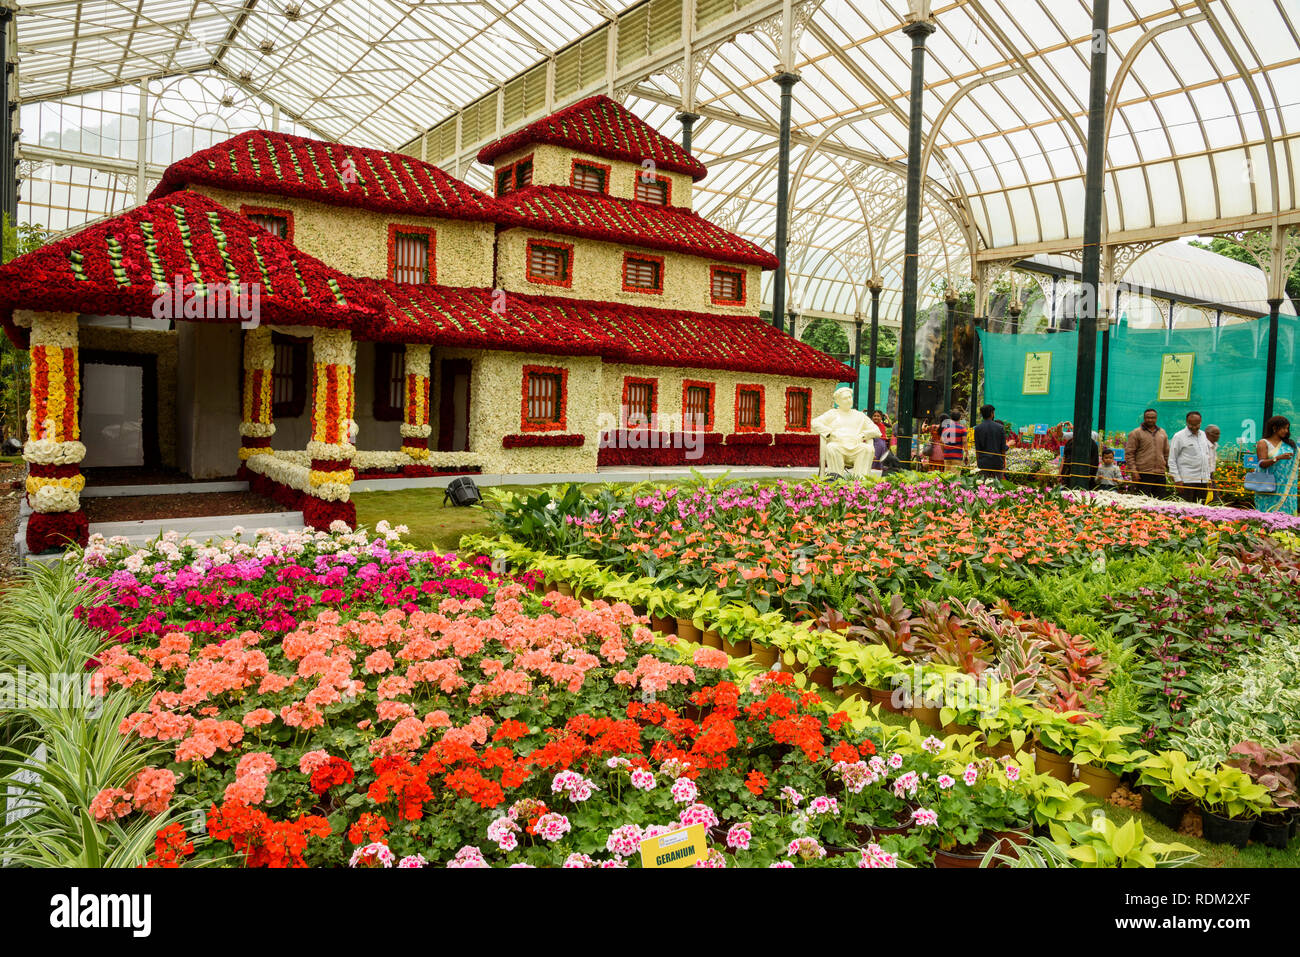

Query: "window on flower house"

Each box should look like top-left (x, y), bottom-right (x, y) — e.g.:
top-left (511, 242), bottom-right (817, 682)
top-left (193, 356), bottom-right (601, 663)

top-left (570, 161), bottom-right (608, 194)
top-left (622, 254), bottom-right (663, 293)
top-left (683, 383), bottom-right (713, 431)
top-left (785, 387), bottom-right (811, 431)
top-left (634, 173), bottom-right (669, 206)
top-left (270, 333), bottom-right (308, 418)
top-left (711, 267), bottom-right (745, 306)
top-left (523, 368), bottom-right (565, 429)
top-left (373, 344), bottom-right (406, 421)
top-left (736, 386), bottom-right (763, 431)
top-left (389, 227), bottom-right (434, 284)
top-left (245, 212), bottom-right (289, 239)
top-left (526, 241), bottom-right (572, 286)
top-left (623, 379), bottom-right (655, 428)
top-left (496, 157), bottom-right (533, 196)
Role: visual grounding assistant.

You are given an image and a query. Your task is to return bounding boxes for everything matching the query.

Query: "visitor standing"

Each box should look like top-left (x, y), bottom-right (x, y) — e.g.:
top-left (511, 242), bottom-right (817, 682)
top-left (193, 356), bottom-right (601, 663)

top-left (1059, 429), bottom-right (1100, 484)
top-left (1095, 448), bottom-right (1123, 489)
top-left (1169, 411), bottom-right (1213, 503)
top-left (941, 412), bottom-right (968, 472)
top-left (1204, 424), bottom-right (1220, 475)
top-left (1124, 409), bottom-right (1170, 497)
top-left (973, 404), bottom-right (1007, 478)
top-left (1255, 415), bottom-right (1299, 516)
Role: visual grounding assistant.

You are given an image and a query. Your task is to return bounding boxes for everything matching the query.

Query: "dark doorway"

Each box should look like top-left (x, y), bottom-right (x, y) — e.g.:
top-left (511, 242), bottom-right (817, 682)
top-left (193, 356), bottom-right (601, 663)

top-left (437, 358), bottom-right (471, 452)
top-left (78, 349), bottom-right (161, 469)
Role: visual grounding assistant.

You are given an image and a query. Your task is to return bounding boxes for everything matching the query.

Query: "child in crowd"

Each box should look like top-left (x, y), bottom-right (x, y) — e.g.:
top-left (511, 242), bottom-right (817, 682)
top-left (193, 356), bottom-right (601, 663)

top-left (1095, 447), bottom-right (1123, 490)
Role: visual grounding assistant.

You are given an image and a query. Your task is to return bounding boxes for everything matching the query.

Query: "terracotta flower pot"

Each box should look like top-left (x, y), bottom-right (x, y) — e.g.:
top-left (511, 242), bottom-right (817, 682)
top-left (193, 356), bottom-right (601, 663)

top-left (1034, 747), bottom-right (1074, 785)
top-left (702, 629), bottom-right (724, 650)
top-left (869, 686), bottom-right (905, 714)
top-left (676, 618), bottom-right (702, 643)
top-left (941, 721), bottom-right (978, 738)
top-left (933, 847), bottom-right (985, 869)
top-left (1075, 764), bottom-right (1121, 800)
top-left (840, 682), bottom-right (871, 702)
top-left (910, 705), bottom-right (942, 728)
top-left (722, 636), bottom-right (752, 659)
top-left (748, 642), bottom-right (775, 667)
top-left (555, 581), bottom-right (573, 597)
top-left (810, 665), bottom-right (836, 689)
top-left (650, 614), bottom-right (676, 635)
top-left (986, 738), bottom-right (1021, 761)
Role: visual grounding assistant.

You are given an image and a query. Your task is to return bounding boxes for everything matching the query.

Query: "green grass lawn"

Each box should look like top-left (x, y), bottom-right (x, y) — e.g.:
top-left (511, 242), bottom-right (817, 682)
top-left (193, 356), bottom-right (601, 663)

top-left (352, 483), bottom-right (609, 553)
top-left (352, 488), bottom-right (496, 553)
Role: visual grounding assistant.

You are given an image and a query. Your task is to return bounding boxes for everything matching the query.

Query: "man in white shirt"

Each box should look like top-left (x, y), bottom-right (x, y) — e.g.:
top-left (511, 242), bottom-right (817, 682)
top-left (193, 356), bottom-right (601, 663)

top-left (1169, 411), bottom-right (1212, 503)
top-left (1205, 424), bottom-right (1220, 475)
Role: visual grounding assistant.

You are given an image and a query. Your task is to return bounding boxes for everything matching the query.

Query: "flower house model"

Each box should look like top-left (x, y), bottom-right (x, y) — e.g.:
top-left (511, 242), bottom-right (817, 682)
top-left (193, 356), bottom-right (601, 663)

top-left (0, 95), bottom-right (847, 550)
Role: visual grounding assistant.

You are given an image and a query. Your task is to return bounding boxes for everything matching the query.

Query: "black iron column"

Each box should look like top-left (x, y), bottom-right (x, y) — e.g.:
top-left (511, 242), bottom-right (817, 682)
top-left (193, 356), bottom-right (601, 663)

top-left (971, 315), bottom-right (983, 414)
top-left (1098, 317), bottom-right (1111, 434)
top-left (1265, 297), bottom-right (1283, 423)
top-left (772, 72), bottom-right (800, 335)
top-left (0, 6), bottom-right (15, 232)
top-left (852, 311), bottom-right (864, 409)
top-left (1009, 299), bottom-right (1022, 335)
top-left (867, 279), bottom-right (882, 412)
top-left (1067, 0), bottom-right (1110, 489)
top-left (896, 17), bottom-right (935, 464)
top-left (677, 111), bottom-right (700, 155)
top-left (942, 286), bottom-right (956, 414)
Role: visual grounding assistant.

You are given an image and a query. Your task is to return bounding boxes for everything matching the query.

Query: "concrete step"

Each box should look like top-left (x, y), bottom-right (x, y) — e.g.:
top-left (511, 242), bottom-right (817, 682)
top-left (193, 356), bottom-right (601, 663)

top-left (81, 480), bottom-right (249, 498)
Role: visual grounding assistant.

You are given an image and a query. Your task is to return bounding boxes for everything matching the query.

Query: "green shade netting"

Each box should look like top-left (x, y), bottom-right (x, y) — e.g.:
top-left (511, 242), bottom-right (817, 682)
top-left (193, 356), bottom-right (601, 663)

top-left (839, 367), bottom-right (893, 411)
top-left (977, 316), bottom-right (1297, 448)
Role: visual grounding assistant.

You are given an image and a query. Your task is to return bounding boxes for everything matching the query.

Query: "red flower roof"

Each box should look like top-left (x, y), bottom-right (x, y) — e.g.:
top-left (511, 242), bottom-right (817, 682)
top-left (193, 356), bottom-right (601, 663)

top-left (0, 190), bottom-right (380, 346)
top-left (492, 185), bottom-right (779, 269)
top-left (358, 279), bottom-right (848, 379)
top-left (478, 94), bottom-right (709, 181)
top-left (150, 130), bottom-right (494, 221)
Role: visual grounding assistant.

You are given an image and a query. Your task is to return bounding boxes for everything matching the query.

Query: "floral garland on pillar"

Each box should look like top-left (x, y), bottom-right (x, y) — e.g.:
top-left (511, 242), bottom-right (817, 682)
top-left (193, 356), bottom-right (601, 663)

top-left (238, 326), bottom-right (275, 463)
top-left (399, 344), bottom-right (432, 461)
top-left (22, 311), bottom-right (88, 551)
top-left (305, 327), bottom-right (357, 530)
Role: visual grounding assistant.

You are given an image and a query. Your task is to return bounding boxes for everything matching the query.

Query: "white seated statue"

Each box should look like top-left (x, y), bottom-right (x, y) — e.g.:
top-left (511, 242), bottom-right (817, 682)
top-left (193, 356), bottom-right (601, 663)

top-left (812, 386), bottom-right (882, 476)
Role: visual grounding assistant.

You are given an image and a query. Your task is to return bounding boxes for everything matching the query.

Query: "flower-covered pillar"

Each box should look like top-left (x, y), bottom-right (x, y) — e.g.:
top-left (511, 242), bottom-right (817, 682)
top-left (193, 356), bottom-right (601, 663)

top-left (400, 344), bottom-right (432, 461)
top-left (238, 325), bottom-right (275, 470)
top-left (22, 311), bottom-right (88, 551)
top-left (305, 327), bottom-right (357, 530)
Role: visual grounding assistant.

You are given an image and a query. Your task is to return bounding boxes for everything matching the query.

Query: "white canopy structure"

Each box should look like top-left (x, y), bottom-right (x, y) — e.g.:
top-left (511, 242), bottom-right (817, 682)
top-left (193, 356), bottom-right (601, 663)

top-left (9, 0), bottom-right (1300, 324)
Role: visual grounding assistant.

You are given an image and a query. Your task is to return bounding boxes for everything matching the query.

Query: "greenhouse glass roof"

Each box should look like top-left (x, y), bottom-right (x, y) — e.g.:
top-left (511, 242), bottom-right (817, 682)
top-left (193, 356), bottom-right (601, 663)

top-left (12, 0), bottom-right (1300, 323)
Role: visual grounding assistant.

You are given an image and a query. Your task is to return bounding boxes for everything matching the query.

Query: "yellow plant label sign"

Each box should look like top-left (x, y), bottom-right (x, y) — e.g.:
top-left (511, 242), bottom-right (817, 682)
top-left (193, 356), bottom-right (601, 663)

top-left (639, 823), bottom-right (707, 869)
top-left (1022, 352), bottom-right (1052, 395)
top-left (1157, 352), bottom-right (1195, 402)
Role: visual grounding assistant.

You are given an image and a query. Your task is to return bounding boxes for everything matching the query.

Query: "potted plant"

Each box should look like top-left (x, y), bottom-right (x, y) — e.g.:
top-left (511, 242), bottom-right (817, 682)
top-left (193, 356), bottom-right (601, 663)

top-left (1034, 714), bottom-right (1085, 785)
top-left (1068, 722), bottom-right (1141, 800)
top-left (1138, 754), bottom-right (1196, 832)
top-left (1226, 739), bottom-right (1300, 849)
top-left (642, 588), bottom-right (681, 636)
top-left (917, 759), bottom-right (1032, 868)
top-left (1197, 765), bottom-right (1270, 848)
top-left (1046, 816), bottom-right (1198, 868)
top-left (846, 591), bottom-right (913, 713)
